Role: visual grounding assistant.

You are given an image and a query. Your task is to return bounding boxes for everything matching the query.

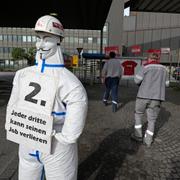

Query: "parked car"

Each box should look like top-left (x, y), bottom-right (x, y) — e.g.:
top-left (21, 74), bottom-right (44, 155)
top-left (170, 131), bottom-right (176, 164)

top-left (172, 67), bottom-right (180, 80)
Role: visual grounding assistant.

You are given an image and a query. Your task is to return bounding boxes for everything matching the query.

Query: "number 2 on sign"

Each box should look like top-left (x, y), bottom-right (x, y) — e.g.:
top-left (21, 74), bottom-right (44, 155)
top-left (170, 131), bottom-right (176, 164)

top-left (24, 82), bottom-right (46, 106)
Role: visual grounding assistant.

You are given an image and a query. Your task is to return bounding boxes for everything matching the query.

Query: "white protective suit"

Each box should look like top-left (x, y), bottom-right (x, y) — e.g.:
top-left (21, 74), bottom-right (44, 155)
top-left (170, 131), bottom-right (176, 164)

top-left (7, 31), bottom-right (88, 180)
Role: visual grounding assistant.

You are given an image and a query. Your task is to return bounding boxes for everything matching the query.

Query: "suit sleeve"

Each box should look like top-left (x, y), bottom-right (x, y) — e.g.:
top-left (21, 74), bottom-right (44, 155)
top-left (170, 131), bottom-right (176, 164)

top-left (134, 67), bottom-right (144, 85)
top-left (165, 70), bottom-right (170, 87)
top-left (54, 85), bottom-right (88, 145)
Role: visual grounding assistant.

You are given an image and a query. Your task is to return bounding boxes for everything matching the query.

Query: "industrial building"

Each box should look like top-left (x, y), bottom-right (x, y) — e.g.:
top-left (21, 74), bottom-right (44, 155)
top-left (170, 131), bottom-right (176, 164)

top-left (0, 25), bottom-right (108, 68)
top-left (123, 11), bottom-right (180, 64)
top-left (0, 0), bottom-right (180, 69)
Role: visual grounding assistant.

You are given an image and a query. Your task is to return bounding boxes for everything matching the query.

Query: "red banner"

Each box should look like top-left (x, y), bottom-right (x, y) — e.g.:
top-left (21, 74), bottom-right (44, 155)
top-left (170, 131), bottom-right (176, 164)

top-left (131, 45), bottom-right (141, 54)
top-left (104, 46), bottom-right (119, 56)
top-left (145, 49), bottom-right (161, 54)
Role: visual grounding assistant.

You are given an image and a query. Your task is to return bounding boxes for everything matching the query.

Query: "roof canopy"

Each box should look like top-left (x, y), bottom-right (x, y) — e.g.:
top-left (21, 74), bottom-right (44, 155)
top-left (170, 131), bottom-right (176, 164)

top-left (125, 0), bottom-right (180, 14)
top-left (0, 0), bottom-right (112, 30)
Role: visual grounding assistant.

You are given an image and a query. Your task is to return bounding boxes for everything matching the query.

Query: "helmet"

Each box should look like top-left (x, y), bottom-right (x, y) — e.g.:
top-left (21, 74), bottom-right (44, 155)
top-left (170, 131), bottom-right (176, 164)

top-left (35, 15), bottom-right (64, 37)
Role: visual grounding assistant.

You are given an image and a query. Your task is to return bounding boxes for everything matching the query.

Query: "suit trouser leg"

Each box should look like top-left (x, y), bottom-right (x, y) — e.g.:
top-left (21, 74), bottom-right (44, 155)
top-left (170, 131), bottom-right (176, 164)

top-left (146, 100), bottom-right (161, 134)
top-left (18, 146), bottom-right (44, 180)
top-left (134, 98), bottom-right (148, 137)
top-left (143, 100), bottom-right (161, 146)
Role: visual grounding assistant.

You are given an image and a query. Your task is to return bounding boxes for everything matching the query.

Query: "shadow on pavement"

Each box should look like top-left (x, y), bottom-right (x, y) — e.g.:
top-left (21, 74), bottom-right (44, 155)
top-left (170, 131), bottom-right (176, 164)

top-left (78, 127), bottom-right (140, 180)
top-left (154, 107), bottom-right (171, 138)
top-left (168, 159), bottom-right (180, 179)
top-left (141, 107), bottom-right (171, 141)
top-left (166, 87), bottom-right (180, 105)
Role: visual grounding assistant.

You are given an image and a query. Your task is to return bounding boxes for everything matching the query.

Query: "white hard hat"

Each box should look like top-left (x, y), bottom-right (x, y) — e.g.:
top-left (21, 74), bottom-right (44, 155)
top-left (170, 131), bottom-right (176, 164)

top-left (35, 15), bottom-right (64, 37)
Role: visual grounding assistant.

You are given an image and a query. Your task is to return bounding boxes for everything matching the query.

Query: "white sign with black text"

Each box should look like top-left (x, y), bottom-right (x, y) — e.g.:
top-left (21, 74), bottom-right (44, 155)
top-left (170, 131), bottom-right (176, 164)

top-left (5, 71), bottom-right (57, 154)
top-left (6, 107), bottom-right (53, 154)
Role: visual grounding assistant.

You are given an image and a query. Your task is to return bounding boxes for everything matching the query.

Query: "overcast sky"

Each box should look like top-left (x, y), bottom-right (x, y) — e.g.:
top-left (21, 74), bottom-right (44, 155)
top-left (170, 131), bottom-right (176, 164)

top-left (124, 7), bottom-right (130, 16)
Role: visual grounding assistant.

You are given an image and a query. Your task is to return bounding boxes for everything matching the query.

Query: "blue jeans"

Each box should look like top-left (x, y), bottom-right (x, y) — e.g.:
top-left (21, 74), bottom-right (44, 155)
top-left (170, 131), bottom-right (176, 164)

top-left (103, 77), bottom-right (120, 103)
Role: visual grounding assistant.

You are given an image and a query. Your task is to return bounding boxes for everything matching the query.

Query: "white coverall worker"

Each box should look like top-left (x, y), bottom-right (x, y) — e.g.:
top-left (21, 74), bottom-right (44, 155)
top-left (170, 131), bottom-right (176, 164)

top-left (7, 15), bottom-right (88, 180)
top-left (132, 59), bottom-right (169, 147)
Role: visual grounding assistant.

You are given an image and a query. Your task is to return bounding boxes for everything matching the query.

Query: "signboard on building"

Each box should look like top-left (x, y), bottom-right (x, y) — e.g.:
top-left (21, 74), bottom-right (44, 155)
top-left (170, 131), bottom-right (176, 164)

top-left (161, 48), bottom-right (170, 54)
top-left (104, 46), bottom-right (120, 56)
top-left (146, 49), bottom-right (161, 54)
top-left (131, 45), bottom-right (141, 54)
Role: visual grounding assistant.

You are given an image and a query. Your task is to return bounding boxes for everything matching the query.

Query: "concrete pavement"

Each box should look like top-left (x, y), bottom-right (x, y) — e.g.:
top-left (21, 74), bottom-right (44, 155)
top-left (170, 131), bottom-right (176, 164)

top-left (78, 84), bottom-right (180, 180)
top-left (0, 73), bottom-right (180, 180)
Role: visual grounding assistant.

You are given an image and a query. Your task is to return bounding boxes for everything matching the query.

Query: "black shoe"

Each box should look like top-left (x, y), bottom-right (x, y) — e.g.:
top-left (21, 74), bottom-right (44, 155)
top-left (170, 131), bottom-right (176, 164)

top-left (143, 135), bottom-right (153, 148)
top-left (112, 103), bottom-right (117, 112)
top-left (130, 133), bottom-right (143, 142)
top-left (143, 140), bottom-right (152, 148)
top-left (103, 100), bottom-right (108, 106)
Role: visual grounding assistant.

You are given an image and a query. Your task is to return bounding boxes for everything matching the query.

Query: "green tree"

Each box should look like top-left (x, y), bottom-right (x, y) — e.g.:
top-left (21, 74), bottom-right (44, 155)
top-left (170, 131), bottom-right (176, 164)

top-left (11, 47), bottom-right (36, 66)
top-left (24, 47), bottom-right (36, 66)
top-left (11, 48), bottom-right (25, 59)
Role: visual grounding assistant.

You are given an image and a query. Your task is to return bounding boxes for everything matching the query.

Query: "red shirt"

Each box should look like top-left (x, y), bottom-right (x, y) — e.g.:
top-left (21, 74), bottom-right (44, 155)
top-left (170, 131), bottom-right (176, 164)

top-left (122, 61), bottom-right (137, 75)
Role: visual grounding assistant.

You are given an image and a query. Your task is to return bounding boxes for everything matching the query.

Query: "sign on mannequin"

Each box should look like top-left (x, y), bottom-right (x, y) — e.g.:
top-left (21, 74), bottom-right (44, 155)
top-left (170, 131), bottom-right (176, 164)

top-left (6, 107), bottom-right (53, 154)
top-left (5, 71), bottom-right (57, 154)
top-left (16, 71), bottom-right (57, 114)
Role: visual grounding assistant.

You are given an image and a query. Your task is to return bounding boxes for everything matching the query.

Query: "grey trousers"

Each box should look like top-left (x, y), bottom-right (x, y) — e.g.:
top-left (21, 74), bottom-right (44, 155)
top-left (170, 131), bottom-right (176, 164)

top-left (135, 98), bottom-right (161, 135)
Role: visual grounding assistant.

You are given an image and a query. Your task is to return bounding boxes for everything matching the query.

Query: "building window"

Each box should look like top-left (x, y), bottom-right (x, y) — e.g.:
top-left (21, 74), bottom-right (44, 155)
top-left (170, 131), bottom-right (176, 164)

top-left (97, 38), bottom-right (101, 44)
top-left (83, 37), bottom-right (88, 43)
top-left (103, 25), bottom-right (108, 32)
top-left (13, 35), bottom-right (17, 42)
top-left (103, 38), bottom-right (107, 45)
top-left (69, 37), bottom-right (74, 43)
top-left (4, 47), bottom-right (8, 53)
top-left (18, 35), bottom-right (22, 42)
top-left (8, 47), bottom-right (13, 53)
top-left (0, 47), bottom-right (3, 53)
top-left (3, 35), bottom-right (8, 41)
top-left (74, 37), bottom-right (78, 43)
top-left (79, 38), bottom-right (83, 44)
top-left (27, 36), bottom-right (31, 42)
top-left (0, 35), bottom-right (2, 41)
top-left (93, 37), bottom-right (97, 44)
top-left (88, 37), bottom-right (93, 44)
top-left (8, 35), bottom-right (12, 42)
top-left (88, 50), bottom-right (93, 53)
top-left (64, 37), bottom-right (69, 43)
top-left (32, 36), bottom-right (37, 42)
top-left (22, 36), bottom-right (27, 42)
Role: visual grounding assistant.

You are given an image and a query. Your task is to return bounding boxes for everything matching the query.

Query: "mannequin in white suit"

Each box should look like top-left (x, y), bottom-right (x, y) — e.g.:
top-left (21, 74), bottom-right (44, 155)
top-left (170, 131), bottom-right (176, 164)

top-left (7, 15), bottom-right (88, 180)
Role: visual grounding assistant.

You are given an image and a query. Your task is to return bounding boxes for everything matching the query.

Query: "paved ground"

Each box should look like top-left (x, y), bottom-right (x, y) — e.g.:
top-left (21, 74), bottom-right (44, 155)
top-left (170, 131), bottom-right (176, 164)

top-left (0, 73), bottom-right (180, 180)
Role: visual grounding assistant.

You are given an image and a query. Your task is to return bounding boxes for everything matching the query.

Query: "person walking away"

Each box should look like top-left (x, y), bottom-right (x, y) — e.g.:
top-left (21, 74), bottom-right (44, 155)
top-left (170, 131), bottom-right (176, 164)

top-left (131, 53), bottom-right (169, 147)
top-left (6, 15), bottom-right (88, 180)
top-left (101, 51), bottom-right (123, 112)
